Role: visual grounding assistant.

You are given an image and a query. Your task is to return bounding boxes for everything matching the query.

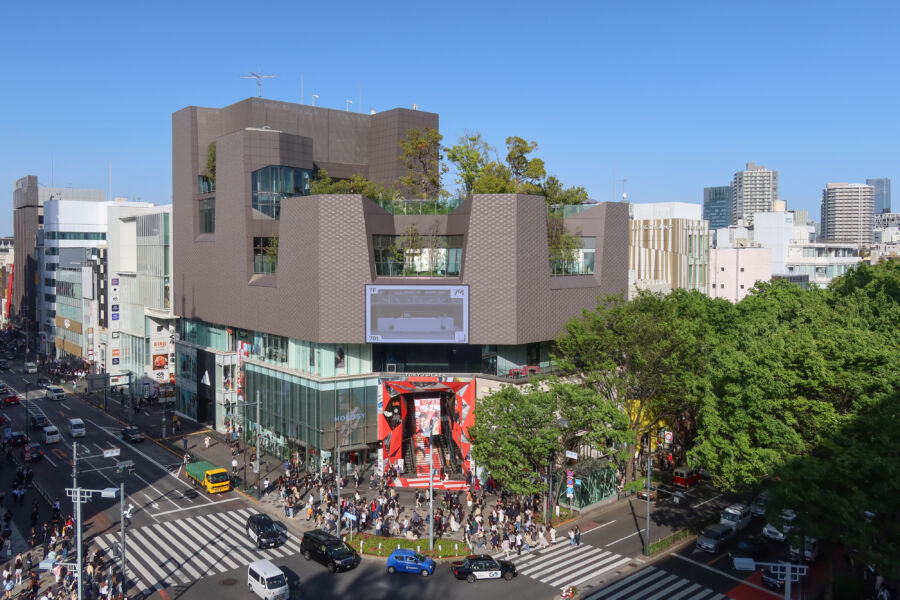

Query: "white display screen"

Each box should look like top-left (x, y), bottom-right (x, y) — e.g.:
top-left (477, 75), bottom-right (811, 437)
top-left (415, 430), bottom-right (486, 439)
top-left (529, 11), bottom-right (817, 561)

top-left (365, 285), bottom-right (469, 344)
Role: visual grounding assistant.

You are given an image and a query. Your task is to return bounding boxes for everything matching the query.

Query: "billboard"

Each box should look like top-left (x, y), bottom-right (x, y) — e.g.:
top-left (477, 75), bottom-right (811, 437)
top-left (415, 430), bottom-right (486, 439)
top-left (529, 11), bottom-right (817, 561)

top-left (365, 285), bottom-right (468, 344)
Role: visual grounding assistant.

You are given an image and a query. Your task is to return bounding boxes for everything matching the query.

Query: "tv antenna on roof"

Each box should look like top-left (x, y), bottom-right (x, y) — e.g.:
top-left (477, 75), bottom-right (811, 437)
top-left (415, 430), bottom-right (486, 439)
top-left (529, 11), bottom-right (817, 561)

top-left (241, 68), bottom-right (276, 98)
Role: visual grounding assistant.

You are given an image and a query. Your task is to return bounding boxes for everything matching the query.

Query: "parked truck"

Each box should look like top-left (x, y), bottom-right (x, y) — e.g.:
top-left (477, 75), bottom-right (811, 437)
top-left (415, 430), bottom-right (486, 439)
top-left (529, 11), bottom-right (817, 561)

top-left (185, 460), bottom-right (231, 494)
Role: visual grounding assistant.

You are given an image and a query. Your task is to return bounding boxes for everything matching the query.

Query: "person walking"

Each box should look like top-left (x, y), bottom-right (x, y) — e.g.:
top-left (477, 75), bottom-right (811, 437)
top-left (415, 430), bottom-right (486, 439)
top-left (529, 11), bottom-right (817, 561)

top-left (182, 437), bottom-right (188, 453)
top-left (232, 457), bottom-right (238, 476)
top-left (574, 525), bottom-right (581, 546)
top-left (204, 435), bottom-right (211, 450)
top-left (568, 528), bottom-right (575, 547)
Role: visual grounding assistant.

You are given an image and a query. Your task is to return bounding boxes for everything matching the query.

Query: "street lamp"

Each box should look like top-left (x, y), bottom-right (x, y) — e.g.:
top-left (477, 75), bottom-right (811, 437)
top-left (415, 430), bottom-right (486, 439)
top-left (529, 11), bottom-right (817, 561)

top-left (549, 418), bottom-right (569, 523)
top-left (66, 485), bottom-right (120, 600)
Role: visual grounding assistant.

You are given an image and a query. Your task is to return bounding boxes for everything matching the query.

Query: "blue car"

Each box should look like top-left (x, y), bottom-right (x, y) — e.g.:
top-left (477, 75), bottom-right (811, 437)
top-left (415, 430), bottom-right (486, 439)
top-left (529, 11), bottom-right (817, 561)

top-left (386, 549), bottom-right (435, 577)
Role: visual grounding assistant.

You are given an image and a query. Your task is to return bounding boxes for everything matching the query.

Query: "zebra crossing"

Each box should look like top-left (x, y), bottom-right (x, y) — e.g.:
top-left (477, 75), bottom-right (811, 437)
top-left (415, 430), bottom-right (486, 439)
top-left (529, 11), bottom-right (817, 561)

top-left (584, 566), bottom-right (732, 600)
top-left (493, 540), bottom-right (633, 589)
top-left (92, 508), bottom-right (299, 594)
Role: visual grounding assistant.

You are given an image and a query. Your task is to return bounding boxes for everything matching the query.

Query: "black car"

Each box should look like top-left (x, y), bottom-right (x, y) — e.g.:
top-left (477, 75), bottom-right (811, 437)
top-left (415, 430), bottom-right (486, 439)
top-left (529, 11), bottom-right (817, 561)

top-left (246, 513), bottom-right (281, 549)
top-left (730, 538), bottom-right (767, 563)
top-left (0, 384), bottom-right (7, 395)
top-left (0, 360), bottom-right (8, 370)
top-left (300, 529), bottom-right (361, 573)
top-left (122, 426), bottom-right (144, 443)
top-left (29, 415), bottom-right (51, 430)
top-left (450, 554), bottom-right (517, 583)
top-left (761, 562), bottom-right (798, 591)
top-left (7, 431), bottom-right (28, 446)
top-left (36, 377), bottom-right (50, 389)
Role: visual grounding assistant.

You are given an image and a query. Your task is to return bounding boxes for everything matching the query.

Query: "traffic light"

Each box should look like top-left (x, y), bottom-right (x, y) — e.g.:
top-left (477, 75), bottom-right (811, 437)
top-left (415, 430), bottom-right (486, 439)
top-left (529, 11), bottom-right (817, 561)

top-left (117, 460), bottom-right (135, 474)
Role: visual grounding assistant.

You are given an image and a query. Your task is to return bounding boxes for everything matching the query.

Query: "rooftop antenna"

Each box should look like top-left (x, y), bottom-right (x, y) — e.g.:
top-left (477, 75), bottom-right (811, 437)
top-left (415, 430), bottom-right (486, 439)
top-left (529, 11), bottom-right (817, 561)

top-left (241, 68), bottom-right (276, 98)
top-left (345, 99), bottom-right (353, 112)
top-left (619, 178), bottom-right (628, 202)
top-left (311, 94), bottom-right (319, 107)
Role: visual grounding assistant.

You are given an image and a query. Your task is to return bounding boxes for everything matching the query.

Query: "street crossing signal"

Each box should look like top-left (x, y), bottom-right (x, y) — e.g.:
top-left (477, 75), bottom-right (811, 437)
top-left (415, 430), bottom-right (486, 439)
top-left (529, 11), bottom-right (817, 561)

top-left (117, 460), bottom-right (135, 474)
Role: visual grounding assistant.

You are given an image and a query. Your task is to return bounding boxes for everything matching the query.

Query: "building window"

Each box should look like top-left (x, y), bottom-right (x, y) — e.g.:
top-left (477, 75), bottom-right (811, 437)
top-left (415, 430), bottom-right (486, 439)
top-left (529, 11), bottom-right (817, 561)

top-left (373, 234), bottom-right (463, 277)
top-left (740, 284), bottom-right (745, 289)
top-left (721, 267), bottom-right (725, 271)
top-left (198, 175), bottom-right (216, 194)
top-left (739, 267), bottom-right (745, 272)
top-left (720, 284), bottom-right (724, 288)
top-left (199, 197), bottom-right (215, 234)
top-left (44, 231), bottom-right (106, 241)
top-left (251, 165), bottom-right (311, 220)
top-left (550, 237), bottom-right (596, 275)
top-left (253, 237), bottom-right (277, 274)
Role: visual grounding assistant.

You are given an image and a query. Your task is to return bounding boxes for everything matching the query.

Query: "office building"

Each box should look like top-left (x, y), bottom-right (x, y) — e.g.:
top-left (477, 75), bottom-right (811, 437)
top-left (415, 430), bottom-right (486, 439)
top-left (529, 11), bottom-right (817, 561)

top-left (172, 97), bottom-right (629, 485)
top-left (629, 202), bottom-right (709, 295)
top-left (709, 247), bottom-right (772, 303)
top-left (820, 183), bottom-right (875, 246)
top-left (731, 162), bottom-right (778, 225)
top-left (703, 186), bottom-right (732, 231)
top-left (866, 178), bottom-right (891, 215)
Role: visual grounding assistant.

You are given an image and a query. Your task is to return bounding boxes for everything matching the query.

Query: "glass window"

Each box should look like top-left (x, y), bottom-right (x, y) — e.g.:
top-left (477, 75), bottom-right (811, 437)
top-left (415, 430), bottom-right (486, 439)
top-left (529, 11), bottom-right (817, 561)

top-left (252, 166), bottom-right (311, 220)
top-left (253, 238), bottom-right (277, 274)
top-left (198, 175), bottom-right (216, 194)
top-left (550, 237), bottom-right (596, 275)
top-left (373, 234), bottom-right (464, 277)
top-left (199, 198), bottom-right (215, 234)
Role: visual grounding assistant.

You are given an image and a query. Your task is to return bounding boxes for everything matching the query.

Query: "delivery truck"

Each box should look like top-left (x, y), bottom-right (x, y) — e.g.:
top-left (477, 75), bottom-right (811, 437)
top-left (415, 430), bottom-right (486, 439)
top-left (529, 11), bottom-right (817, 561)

top-left (185, 460), bottom-right (231, 494)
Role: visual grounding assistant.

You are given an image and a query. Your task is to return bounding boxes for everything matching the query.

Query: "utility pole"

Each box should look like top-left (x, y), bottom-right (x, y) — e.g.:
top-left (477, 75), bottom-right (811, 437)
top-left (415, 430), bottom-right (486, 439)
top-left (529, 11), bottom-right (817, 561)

top-left (120, 482), bottom-right (127, 589)
top-left (256, 390), bottom-right (261, 500)
top-left (335, 432), bottom-right (341, 538)
top-left (428, 419), bottom-right (436, 550)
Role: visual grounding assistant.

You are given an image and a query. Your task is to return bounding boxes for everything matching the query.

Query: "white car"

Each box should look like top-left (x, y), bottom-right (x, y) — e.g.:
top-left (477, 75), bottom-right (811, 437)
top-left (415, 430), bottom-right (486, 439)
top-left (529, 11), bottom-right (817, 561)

top-left (44, 385), bottom-right (66, 401)
top-left (720, 503), bottom-right (752, 532)
top-left (762, 509), bottom-right (797, 542)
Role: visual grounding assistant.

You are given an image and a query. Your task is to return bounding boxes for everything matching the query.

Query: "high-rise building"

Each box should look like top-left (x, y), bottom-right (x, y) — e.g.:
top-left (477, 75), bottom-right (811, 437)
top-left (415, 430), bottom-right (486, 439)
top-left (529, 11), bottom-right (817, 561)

top-left (629, 202), bottom-right (710, 295)
top-left (731, 162), bottom-right (778, 225)
top-left (820, 183), bottom-right (875, 246)
top-left (866, 178), bottom-right (891, 215)
top-left (703, 186), bottom-right (731, 230)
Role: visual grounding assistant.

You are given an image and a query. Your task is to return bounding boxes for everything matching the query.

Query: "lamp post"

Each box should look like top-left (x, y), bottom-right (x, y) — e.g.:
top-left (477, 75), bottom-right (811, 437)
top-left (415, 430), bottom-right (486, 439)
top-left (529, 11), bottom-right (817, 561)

top-left (66, 486), bottom-right (120, 600)
top-left (645, 451), bottom-right (651, 556)
top-left (550, 418), bottom-right (569, 523)
top-left (427, 421), bottom-right (435, 551)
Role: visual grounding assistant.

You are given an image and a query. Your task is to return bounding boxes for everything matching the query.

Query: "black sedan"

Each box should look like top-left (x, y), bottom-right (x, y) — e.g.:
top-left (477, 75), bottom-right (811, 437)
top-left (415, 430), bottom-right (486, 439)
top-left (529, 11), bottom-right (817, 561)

top-left (23, 442), bottom-right (43, 462)
top-left (7, 431), bottom-right (28, 446)
top-left (36, 377), bottom-right (50, 389)
top-left (122, 426), bottom-right (144, 443)
top-left (450, 555), bottom-right (517, 583)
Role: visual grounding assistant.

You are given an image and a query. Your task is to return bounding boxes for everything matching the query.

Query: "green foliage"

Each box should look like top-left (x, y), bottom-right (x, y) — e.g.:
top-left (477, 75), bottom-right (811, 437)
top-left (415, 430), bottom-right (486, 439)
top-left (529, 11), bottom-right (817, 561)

top-left (505, 136), bottom-right (543, 185)
top-left (354, 533), bottom-right (467, 558)
top-left (391, 224), bottom-right (424, 271)
top-left (471, 162), bottom-right (514, 194)
top-left (205, 142), bottom-right (216, 183)
top-left (469, 381), bottom-right (630, 496)
top-left (544, 175), bottom-right (588, 205)
top-left (547, 212), bottom-right (582, 269)
top-left (446, 131), bottom-right (492, 196)
top-left (310, 169), bottom-right (393, 199)
top-left (397, 127), bottom-right (447, 198)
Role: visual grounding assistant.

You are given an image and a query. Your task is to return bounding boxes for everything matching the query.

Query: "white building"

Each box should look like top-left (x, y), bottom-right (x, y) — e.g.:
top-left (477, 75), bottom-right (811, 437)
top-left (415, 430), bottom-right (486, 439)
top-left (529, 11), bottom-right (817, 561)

top-left (629, 202), bottom-right (710, 296)
top-left (820, 183), bottom-right (874, 246)
top-left (709, 247), bottom-right (772, 302)
top-left (731, 162), bottom-right (778, 225)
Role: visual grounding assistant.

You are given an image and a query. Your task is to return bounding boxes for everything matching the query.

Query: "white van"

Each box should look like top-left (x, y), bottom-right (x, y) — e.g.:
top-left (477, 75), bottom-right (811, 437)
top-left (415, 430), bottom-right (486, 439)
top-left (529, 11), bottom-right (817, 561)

top-left (720, 503), bottom-right (752, 532)
top-left (42, 426), bottom-right (61, 444)
top-left (247, 559), bottom-right (289, 600)
top-left (45, 386), bottom-right (66, 401)
top-left (23, 362), bottom-right (37, 374)
top-left (68, 418), bottom-right (85, 438)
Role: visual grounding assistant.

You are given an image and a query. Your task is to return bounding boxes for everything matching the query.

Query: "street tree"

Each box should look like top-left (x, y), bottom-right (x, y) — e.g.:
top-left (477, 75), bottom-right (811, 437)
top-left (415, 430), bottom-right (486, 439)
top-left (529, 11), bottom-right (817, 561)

top-left (446, 131), bottom-right (492, 196)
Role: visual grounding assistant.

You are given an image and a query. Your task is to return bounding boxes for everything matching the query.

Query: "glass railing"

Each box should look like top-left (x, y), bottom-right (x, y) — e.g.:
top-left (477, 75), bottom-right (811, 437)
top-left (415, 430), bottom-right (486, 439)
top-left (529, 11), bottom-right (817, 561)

top-left (368, 196), bottom-right (468, 215)
top-left (548, 203), bottom-right (598, 218)
top-left (374, 261), bottom-right (460, 277)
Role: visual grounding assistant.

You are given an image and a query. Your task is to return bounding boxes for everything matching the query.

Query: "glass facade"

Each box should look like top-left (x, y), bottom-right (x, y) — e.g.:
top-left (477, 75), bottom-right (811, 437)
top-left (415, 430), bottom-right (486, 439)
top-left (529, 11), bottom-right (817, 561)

top-left (199, 198), bottom-right (215, 234)
top-left (550, 237), bottom-right (596, 275)
top-left (251, 165), bottom-right (311, 220)
top-left (373, 234), bottom-right (463, 277)
top-left (253, 238), bottom-right (277, 274)
top-left (198, 175), bottom-right (216, 194)
top-left (44, 231), bottom-right (106, 241)
top-left (703, 186), bottom-right (732, 231)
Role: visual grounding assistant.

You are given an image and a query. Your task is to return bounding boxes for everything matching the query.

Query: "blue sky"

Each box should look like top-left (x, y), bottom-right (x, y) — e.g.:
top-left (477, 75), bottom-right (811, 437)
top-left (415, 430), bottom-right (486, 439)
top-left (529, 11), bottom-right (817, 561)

top-left (2, 1), bottom-right (897, 235)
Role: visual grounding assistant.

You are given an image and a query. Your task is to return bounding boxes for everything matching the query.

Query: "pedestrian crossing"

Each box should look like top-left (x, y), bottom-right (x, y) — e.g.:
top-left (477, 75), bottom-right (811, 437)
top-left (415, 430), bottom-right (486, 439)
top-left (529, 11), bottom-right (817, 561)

top-left (91, 508), bottom-right (299, 595)
top-left (492, 540), bottom-right (633, 589)
top-left (584, 566), bottom-right (733, 600)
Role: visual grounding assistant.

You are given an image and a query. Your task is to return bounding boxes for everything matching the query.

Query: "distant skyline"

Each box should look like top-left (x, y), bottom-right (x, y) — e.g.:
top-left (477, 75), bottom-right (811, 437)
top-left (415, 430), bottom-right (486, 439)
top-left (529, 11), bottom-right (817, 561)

top-left (1, 1), bottom-right (898, 235)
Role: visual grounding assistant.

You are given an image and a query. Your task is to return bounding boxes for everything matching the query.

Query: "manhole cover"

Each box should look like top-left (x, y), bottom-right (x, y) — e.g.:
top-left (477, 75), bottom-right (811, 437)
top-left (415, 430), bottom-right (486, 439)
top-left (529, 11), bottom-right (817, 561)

top-left (221, 578), bottom-right (238, 586)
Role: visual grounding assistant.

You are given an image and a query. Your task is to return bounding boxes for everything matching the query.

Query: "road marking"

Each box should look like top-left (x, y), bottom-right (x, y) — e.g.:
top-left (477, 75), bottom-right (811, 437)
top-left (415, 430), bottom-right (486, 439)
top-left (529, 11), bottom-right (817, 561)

top-left (691, 493), bottom-right (723, 508)
top-left (672, 553), bottom-right (781, 597)
top-left (134, 472), bottom-right (180, 510)
top-left (143, 493), bottom-right (159, 511)
top-left (582, 520), bottom-right (616, 535)
top-left (59, 403), bottom-right (70, 410)
top-left (606, 530), bottom-right (641, 546)
top-left (152, 496), bottom-right (242, 516)
top-left (567, 556), bottom-right (632, 588)
top-left (43, 454), bottom-right (57, 467)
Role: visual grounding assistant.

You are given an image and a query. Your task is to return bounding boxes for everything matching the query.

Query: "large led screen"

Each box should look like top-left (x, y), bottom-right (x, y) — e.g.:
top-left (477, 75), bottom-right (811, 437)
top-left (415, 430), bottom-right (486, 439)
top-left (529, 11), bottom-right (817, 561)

top-left (366, 285), bottom-right (469, 344)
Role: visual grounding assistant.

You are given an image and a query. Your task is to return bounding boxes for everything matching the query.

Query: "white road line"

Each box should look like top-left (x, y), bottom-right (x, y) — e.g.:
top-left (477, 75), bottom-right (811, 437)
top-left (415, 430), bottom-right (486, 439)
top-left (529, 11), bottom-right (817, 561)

top-left (140, 523), bottom-right (204, 580)
top-left (544, 551), bottom-right (623, 587)
top-left (656, 582), bottom-right (702, 600)
top-left (605, 530), bottom-right (641, 546)
top-left (539, 549), bottom-right (611, 582)
top-left (133, 472), bottom-right (181, 510)
top-left (521, 546), bottom-right (604, 576)
top-left (43, 454), bottom-right (57, 467)
top-left (586, 566), bottom-right (658, 599)
top-left (151, 496), bottom-right (241, 516)
top-left (672, 554), bottom-right (780, 597)
top-left (601, 568), bottom-right (669, 600)
top-left (691, 493), bottom-right (723, 508)
top-left (192, 513), bottom-right (262, 565)
top-left (512, 540), bottom-right (574, 564)
top-left (567, 556), bottom-right (633, 588)
top-left (125, 526), bottom-right (191, 585)
top-left (581, 520), bottom-right (616, 535)
top-left (59, 403), bottom-right (70, 410)
top-left (160, 520), bottom-right (224, 573)
top-left (121, 531), bottom-right (173, 589)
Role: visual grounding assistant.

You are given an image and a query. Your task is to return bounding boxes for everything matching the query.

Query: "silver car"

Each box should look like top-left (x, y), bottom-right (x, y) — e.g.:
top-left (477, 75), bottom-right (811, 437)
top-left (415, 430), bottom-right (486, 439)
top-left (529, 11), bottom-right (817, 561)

top-left (696, 523), bottom-right (734, 553)
top-left (762, 509), bottom-right (797, 542)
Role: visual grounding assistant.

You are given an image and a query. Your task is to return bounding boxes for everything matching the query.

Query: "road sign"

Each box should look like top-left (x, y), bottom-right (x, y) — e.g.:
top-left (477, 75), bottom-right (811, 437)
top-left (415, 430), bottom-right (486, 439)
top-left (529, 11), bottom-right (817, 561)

top-left (103, 448), bottom-right (121, 458)
top-left (565, 450), bottom-right (578, 460)
top-left (575, 478), bottom-right (582, 486)
top-left (664, 431), bottom-right (673, 443)
top-left (566, 486), bottom-right (574, 497)
top-left (143, 383), bottom-right (150, 399)
top-left (567, 470), bottom-right (574, 478)
top-left (342, 511), bottom-right (358, 521)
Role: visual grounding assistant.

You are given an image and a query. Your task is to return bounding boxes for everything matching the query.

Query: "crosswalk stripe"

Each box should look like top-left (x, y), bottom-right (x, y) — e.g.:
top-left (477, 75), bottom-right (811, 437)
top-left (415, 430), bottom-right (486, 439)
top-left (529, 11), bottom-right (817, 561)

top-left (522, 547), bottom-right (608, 577)
top-left (544, 552), bottom-right (624, 587)
top-left (153, 520), bottom-right (213, 577)
top-left (210, 511), bottom-right (294, 560)
top-left (505, 540), bottom-right (576, 565)
top-left (613, 573), bottom-right (680, 600)
top-left (163, 517), bottom-right (227, 574)
top-left (591, 567), bottom-right (664, 599)
top-left (664, 582), bottom-right (704, 600)
top-left (566, 556), bottom-right (633, 588)
top-left (193, 513), bottom-right (261, 565)
top-left (122, 529), bottom-right (176, 590)
top-left (708, 594), bottom-right (728, 600)
top-left (689, 590), bottom-right (718, 600)
top-left (133, 524), bottom-right (193, 585)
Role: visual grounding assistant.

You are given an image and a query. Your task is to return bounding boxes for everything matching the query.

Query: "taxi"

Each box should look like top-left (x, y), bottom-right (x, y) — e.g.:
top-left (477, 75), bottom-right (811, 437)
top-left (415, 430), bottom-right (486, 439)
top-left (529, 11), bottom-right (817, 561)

top-left (450, 554), bottom-right (516, 583)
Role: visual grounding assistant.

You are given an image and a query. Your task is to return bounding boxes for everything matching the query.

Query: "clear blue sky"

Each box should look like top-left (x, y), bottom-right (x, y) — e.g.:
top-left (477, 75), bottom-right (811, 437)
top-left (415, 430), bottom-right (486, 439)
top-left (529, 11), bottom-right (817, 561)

top-left (2, 1), bottom-right (898, 235)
